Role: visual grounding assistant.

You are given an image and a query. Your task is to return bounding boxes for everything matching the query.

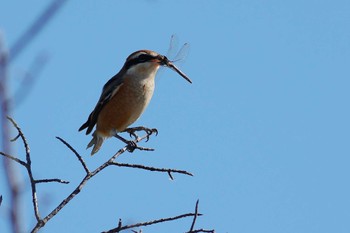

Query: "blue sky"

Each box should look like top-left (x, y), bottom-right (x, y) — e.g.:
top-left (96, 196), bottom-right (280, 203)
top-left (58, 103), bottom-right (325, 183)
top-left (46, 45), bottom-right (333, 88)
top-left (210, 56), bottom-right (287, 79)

top-left (1, 0), bottom-right (350, 232)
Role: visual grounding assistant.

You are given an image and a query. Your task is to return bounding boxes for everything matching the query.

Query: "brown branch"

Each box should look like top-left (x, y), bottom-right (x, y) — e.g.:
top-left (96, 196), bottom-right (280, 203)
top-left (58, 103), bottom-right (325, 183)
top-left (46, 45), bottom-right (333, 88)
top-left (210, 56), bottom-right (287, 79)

top-left (110, 162), bottom-right (193, 179)
top-left (103, 212), bottom-right (202, 233)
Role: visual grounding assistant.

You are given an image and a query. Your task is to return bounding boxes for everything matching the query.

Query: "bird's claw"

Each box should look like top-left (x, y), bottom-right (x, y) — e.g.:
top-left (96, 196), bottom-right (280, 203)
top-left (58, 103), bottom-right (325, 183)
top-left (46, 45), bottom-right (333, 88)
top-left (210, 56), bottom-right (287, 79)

top-left (116, 127), bottom-right (157, 153)
top-left (144, 128), bottom-right (158, 142)
top-left (127, 131), bottom-right (138, 140)
top-left (124, 126), bottom-right (158, 141)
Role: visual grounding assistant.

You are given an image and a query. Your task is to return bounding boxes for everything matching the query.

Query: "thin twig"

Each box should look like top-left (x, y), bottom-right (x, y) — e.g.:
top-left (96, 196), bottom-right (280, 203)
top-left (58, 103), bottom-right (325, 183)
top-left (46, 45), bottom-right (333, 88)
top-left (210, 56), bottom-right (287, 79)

top-left (33, 173), bottom-right (92, 232)
top-left (7, 117), bottom-right (41, 222)
top-left (188, 229), bottom-right (215, 233)
top-left (0, 117), bottom-right (68, 228)
top-left (186, 200), bottom-right (215, 233)
top-left (0, 152), bottom-right (27, 167)
top-left (103, 212), bottom-right (202, 233)
top-left (50, 133), bottom-right (196, 233)
top-left (31, 138), bottom-right (130, 232)
top-left (1, 122), bottom-right (201, 232)
top-left (35, 179), bottom-right (69, 184)
top-left (189, 200), bottom-right (200, 232)
top-left (10, 133), bottom-right (20, 142)
top-left (56, 136), bottom-right (90, 174)
top-left (110, 162), bottom-right (193, 179)
top-left (7, 117), bottom-right (30, 161)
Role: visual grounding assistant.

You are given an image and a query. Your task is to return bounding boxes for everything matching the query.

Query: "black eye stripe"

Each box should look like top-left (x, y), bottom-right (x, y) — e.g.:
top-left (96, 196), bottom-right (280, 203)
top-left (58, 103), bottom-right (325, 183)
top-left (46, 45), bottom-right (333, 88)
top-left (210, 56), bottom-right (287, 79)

top-left (125, 53), bottom-right (155, 69)
top-left (138, 54), bottom-right (153, 61)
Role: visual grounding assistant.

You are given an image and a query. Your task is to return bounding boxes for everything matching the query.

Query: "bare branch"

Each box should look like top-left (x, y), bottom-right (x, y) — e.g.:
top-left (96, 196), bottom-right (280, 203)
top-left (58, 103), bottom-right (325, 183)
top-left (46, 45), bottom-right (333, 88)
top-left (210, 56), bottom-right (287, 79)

top-left (56, 136), bottom-right (90, 174)
top-left (10, 133), bottom-right (20, 142)
top-left (0, 117), bottom-right (69, 228)
top-left (110, 162), bottom-right (193, 179)
top-left (1, 2), bottom-right (213, 232)
top-left (131, 230), bottom-right (142, 233)
top-left (103, 212), bottom-right (202, 233)
top-left (31, 174), bottom-right (92, 232)
top-left (2, 121), bottom-right (202, 233)
top-left (49, 133), bottom-right (197, 233)
top-left (1, 34), bottom-right (22, 233)
top-left (31, 137), bottom-right (131, 232)
top-left (7, 117), bottom-right (30, 162)
top-left (31, 142), bottom-right (127, 232)
top-left (0, 152), bottom-right (27, 167)
top-left (188, 229), bottom-right (215, 233)
top-left (189, 200), bottom-right (200, 232)
top-left (9, 0), bottom-right (67, 63)
top-left (186, 200), bottom-right (215, 233)
top-left (35, 179), bottom-right (69, 184)
top-left (7, 117), bottom-right (40, 221)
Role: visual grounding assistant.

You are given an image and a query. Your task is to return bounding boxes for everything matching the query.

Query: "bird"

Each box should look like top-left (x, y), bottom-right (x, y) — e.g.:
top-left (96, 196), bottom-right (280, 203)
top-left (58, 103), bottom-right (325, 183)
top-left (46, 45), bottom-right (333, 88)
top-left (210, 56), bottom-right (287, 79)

top-left (79, 49), bottom-right (192, 155)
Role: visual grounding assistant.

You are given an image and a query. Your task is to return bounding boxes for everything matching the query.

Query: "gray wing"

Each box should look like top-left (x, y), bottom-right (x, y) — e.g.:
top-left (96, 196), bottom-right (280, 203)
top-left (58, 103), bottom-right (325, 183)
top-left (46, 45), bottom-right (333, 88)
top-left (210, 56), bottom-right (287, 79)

top-left (79, 71), bottom-right (125, 135)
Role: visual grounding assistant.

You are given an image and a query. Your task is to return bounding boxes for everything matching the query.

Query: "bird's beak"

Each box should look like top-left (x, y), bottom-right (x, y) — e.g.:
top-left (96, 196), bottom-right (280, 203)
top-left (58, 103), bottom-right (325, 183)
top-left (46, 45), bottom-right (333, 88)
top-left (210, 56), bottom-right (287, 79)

top-left (160, 56), bottom-right (192, 84)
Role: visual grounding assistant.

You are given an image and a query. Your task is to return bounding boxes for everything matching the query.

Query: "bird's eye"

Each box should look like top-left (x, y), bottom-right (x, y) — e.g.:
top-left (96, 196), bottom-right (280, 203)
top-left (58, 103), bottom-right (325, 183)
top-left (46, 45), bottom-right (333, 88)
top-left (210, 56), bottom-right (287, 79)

top-left (137, 54), bottom-right (151, 62)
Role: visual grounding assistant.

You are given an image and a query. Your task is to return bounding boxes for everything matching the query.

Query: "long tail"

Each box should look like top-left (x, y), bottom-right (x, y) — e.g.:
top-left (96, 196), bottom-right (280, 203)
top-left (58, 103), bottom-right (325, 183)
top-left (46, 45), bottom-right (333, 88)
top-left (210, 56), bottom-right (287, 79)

top-left (87, 131), bottom-right (105, 156)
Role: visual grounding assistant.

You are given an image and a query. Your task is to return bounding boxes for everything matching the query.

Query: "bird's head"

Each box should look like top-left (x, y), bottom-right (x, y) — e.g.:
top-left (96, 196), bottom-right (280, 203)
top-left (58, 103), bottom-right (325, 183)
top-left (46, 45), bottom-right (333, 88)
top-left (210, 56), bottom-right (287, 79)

top-left (124, 50), bottom-right (192, 83)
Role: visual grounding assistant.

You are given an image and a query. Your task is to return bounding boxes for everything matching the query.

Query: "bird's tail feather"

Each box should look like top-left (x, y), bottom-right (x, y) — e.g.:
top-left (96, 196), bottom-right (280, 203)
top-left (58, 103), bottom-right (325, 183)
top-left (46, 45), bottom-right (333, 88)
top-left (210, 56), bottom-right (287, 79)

top-left (87, 131), bottom-right (105, 156)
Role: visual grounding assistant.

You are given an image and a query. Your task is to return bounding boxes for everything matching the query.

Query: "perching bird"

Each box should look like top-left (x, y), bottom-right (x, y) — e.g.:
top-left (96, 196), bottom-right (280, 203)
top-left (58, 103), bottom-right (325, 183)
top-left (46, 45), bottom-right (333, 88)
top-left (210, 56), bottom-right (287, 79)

top-left (79, 50), bottom-right (192, 155)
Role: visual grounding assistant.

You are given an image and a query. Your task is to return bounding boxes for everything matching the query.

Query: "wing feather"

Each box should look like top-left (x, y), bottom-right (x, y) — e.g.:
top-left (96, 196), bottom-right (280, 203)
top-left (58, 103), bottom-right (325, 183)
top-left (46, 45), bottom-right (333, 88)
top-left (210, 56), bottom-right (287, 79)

top-left (79, 71), bottom-right (125, 135)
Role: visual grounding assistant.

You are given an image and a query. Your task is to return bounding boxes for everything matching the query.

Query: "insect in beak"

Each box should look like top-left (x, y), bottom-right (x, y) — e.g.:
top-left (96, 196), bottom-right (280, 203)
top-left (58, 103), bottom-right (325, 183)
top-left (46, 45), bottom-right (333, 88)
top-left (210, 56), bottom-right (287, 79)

top-left (159, 56), bottom-right (192, 84)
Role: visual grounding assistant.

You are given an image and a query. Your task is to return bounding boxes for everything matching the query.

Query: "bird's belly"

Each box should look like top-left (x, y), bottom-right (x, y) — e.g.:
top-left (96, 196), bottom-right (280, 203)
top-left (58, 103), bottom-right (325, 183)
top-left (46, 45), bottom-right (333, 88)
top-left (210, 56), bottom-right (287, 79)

top-left (96, 79), bottom-right (155, 136)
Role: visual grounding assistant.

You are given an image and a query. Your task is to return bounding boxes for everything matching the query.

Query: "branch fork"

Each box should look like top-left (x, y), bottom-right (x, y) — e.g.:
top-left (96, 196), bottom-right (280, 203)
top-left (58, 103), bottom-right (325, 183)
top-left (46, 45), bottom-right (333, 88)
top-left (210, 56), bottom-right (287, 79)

top-left (0, 117), bottom-right (205, 233)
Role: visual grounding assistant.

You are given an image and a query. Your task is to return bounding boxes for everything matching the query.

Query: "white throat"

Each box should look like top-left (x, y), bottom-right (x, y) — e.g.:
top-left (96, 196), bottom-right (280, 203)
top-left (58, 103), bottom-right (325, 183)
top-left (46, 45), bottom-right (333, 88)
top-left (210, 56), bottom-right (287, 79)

top-left (126, 62), bottom-right (160, 82)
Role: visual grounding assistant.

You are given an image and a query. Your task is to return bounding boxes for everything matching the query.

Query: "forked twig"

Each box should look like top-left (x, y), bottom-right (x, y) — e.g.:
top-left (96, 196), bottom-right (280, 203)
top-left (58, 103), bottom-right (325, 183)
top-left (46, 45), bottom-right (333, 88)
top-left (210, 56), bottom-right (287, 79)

top-left (103, 211), bottom-right (202, 233)
top-left (189, 200), bottom-right (200, 231)
top-left (1, 117), bottom-right (68, 225)
top-left (31, 127), bottom-right (194, 232)
top-left (103, 200), bottom-right (215, 233)
top-left (1, 118), bottom-right (214, 233)
top-left (186, 200), bottom-right (215, 233)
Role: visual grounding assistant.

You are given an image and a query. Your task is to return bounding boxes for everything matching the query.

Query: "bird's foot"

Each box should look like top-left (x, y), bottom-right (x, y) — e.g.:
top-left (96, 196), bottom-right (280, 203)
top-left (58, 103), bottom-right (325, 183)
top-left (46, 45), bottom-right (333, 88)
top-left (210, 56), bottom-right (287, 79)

top-left (114, 132), bottom-right (155, 153)
top-left (124, 126), bottom-right (158, 142)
